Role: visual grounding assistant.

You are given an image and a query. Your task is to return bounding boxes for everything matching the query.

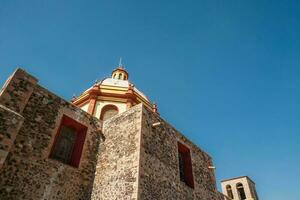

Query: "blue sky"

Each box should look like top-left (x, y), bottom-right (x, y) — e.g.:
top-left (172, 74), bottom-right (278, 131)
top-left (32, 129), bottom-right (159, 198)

top-left (1, 0), bottom-right (300, 199)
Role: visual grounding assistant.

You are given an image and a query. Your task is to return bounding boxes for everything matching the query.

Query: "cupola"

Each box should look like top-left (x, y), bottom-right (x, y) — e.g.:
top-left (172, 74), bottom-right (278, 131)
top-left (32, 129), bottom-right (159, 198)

top-left (111, 67), bottom-right (128, 80)
top-left (111, 58), bottom-right (128, 80)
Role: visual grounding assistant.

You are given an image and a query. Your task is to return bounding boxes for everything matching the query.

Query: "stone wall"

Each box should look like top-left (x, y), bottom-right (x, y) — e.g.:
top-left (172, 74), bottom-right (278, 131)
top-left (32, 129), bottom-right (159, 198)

top-left (218, 192), bottom-right (231, 200)
top-left (138, 105), bottom-right (221, 200)
top-left (91, 104), bottom-right (223, 200)
top-left (0, 68), bottom-right (224, 200)
top-left (0, 105), bottom-right (24, 169)
top-left (0, 69), bottom-right (102, 200)
top-left (91, 104), bottom-right (142, 200)
top-left (0, 68), bottom-right (37, 113)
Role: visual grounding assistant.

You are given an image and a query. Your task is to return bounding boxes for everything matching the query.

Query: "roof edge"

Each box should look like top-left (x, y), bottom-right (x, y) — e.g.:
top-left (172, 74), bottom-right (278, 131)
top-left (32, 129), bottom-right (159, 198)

top-left (221, 176), bottom-right (255, 184)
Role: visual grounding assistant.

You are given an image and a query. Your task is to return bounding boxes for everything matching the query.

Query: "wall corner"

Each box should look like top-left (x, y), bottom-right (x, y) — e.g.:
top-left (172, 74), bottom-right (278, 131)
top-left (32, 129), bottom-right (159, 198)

top-left (0, 68), bottom-right (38, 113)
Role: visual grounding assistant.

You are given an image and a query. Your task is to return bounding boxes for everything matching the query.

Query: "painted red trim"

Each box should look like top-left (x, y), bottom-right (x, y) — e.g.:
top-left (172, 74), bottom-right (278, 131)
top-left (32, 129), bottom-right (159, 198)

top-left (87, 97), bottom-right (97, 115)
top-left (50, 115), bottom-right (87, 168)
top-left (126, 99), bottom-right (134, 109)
top-left (178, 142), bottom-right (194, 188)
top-left (70, 128), bottom-right (87, 167)
top-left (73, 95), bottom-right (90, 106)
top-left (73, 90), bottom-right (139, 106)
top-left (72, 86), bottom-right (156, 111)
top-left (152, 103), bottom-right (158, 113)
top-left (100, 92), bottom-right (137, 101)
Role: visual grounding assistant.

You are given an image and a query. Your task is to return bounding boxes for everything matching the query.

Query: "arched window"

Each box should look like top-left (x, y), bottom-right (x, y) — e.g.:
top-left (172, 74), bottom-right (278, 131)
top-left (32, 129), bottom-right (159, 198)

top-left (100, 105), bottom-right (118, 121)
top-left (226, 185), bottom-right (234, 199)
top-left (237, 183), bottom-right (246, 200)
top-left (118, 73), bottom-right (122, 79)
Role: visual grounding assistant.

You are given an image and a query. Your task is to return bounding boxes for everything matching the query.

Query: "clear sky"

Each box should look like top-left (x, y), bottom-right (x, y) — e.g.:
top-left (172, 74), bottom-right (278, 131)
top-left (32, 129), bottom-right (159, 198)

top-left (1, 0), bottom-right (300, 199)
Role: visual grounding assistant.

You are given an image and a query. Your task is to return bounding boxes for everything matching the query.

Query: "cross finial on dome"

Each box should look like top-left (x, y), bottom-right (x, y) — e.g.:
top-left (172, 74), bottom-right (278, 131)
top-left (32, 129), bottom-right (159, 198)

top-left (118, 57), bottom-right (123, 68)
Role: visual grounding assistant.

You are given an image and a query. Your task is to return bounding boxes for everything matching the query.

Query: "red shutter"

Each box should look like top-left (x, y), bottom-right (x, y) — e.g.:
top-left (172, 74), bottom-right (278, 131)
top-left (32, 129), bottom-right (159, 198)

top-left (70, 127), bottom-right (87, 167)
top-left (178, 142), bottom-right (194, 188)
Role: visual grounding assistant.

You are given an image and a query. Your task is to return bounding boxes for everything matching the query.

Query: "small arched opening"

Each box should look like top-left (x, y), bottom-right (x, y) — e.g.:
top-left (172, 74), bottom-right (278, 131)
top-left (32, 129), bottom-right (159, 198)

top-left (118, 73), bottom-right (122, 79)
top-left (100, 105), bottom-right (119, 121)
top-left (226, 185), bottom-right (234, 199)
top-left (237, 183), bottom-right (246, 200)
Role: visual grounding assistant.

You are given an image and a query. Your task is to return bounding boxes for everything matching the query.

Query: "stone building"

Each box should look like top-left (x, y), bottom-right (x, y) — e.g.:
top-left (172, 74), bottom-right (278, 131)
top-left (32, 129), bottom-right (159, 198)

top-left (0, 68), bottom-right (102, 200)
top-left (0, 67), bottom-right (258, 200)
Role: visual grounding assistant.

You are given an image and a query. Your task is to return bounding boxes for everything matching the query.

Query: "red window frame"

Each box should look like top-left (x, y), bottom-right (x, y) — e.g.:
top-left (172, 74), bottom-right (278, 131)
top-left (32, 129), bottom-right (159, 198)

top-left (178, 142), bottom-right (194, 188)
top-left (50, 115), bottom-right (87, 168)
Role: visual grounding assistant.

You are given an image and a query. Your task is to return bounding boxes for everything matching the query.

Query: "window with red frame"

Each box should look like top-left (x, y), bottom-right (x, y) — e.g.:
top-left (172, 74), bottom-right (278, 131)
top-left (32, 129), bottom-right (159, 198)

top-left (50, 115), bottom-right (87, 168)
top-left (177, 142), bottom-right (194, 188)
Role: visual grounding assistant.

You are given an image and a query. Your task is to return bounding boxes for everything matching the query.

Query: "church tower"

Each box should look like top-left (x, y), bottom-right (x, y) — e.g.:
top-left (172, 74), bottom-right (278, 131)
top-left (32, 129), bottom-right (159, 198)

top-left (221, 176), bottom-right (259, 200)
top-left (72, 64), bottom-right (156, 121)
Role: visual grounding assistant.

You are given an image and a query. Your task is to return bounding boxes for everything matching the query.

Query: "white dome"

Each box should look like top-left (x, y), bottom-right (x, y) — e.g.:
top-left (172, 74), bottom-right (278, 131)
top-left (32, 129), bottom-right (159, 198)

top-left (101, 77), bottom-right (129, 88)
top-left (100, 78), bottom-right (149, 101)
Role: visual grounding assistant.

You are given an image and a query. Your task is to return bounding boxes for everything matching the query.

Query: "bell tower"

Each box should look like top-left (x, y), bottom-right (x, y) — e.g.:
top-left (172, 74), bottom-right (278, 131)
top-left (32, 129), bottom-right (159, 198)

top-left (221, 176), bottom-right (259, 200)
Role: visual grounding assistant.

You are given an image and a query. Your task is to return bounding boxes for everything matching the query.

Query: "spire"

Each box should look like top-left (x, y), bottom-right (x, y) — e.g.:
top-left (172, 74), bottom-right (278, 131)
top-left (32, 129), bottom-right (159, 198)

top-left (118, 57), bottom-right (123, 68)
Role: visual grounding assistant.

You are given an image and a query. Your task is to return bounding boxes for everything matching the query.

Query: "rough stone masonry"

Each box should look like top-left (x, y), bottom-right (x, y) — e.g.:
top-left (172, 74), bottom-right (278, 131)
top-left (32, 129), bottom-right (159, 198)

top-left (0, 68), bottom-right (224, 200)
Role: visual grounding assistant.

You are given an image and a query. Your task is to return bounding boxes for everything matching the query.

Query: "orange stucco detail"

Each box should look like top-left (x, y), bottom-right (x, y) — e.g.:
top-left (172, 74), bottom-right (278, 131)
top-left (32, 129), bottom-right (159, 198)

top-left (87, 97), bottom-right (97, 115)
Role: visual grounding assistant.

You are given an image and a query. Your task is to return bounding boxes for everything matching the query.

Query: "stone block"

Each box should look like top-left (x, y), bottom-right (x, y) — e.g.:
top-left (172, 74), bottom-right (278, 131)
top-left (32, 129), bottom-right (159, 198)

top-left (0, 68), bottom-right (38, 113)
